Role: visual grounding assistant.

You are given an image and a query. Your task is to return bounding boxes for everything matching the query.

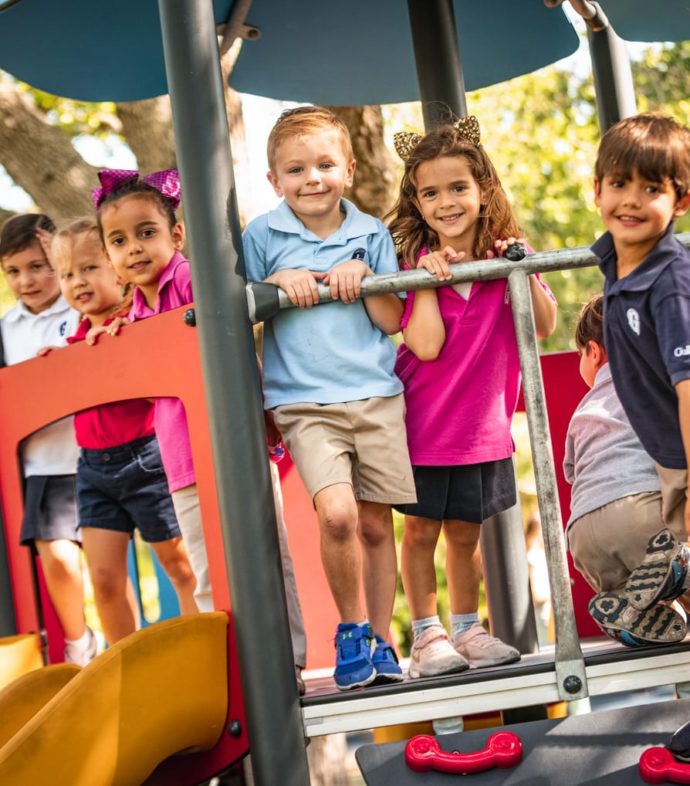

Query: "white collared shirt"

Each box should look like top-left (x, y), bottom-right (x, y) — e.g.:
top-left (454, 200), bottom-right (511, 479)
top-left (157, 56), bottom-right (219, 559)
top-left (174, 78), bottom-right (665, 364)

top-left (1, 297), bottom-right (80, 476)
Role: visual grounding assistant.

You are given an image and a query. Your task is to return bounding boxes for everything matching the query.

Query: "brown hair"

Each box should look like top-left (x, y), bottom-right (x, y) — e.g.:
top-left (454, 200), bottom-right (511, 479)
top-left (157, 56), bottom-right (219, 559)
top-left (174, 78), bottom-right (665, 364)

top-left (595, 113), bottom-right (690, 200)
top-left (0, 213), bottom-right (55, 262)
top-left (52, 218), bottom-right (132, 317)
top-left (575, 293), bottom-right (604, 352)
top-left (386, 123), bottom-right (521, 264)
top-left (267, 106), bottom-right (354, 171)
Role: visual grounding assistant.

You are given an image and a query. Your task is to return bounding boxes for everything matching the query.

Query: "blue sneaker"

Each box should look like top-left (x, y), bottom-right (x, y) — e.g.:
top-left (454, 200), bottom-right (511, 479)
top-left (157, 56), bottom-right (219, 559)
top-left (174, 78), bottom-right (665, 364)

top-left (371, 635), bottom-right (404, 685)
top-left (334, 622), bottom-right (376, 690)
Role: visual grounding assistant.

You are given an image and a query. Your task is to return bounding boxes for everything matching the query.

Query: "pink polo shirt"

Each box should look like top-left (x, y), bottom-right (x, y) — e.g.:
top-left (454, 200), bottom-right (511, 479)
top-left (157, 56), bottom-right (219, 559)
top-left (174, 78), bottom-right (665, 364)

top-left (129, 251), bottom-right (195, 492)
top-left (68, 317), bottom-right (154, 449)
top-left (395, 254), bottom-right (554, 466)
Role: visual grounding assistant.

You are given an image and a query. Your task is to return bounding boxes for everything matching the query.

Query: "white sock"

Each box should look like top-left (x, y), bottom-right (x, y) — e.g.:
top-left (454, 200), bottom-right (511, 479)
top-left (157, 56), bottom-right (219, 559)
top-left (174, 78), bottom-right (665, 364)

top-left (64, 628), bottom-right (90, 650)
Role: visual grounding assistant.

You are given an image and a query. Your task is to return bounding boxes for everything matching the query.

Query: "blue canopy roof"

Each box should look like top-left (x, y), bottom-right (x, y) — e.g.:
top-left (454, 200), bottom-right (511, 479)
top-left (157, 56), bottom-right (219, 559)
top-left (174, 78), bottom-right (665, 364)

top-left (0, 0), bottom-right (578, 103)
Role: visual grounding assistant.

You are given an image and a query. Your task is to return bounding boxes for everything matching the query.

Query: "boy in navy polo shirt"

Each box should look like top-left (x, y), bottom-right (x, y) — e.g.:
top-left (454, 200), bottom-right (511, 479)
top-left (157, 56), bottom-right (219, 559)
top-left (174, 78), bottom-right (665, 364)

top-left (591, 113), bottom-right (690, 622)
top-left (243, 106), bottom-right (416, 690)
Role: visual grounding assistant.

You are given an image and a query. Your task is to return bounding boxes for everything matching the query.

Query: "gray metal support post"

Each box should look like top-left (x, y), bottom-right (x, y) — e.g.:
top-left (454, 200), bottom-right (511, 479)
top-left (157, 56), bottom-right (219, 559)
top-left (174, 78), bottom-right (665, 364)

top-left (481, 474), bottom-right (540, 655)
top-left (0, 507), bottom-right (16, 636)
top-left (586, 3), bottom-right (637, 131)
top-left (508, 270), bottom-right (588, 702)
top-left (407, 0), bottom-right (468, 127)
top-left (157, 2), bottom-right (310, 784)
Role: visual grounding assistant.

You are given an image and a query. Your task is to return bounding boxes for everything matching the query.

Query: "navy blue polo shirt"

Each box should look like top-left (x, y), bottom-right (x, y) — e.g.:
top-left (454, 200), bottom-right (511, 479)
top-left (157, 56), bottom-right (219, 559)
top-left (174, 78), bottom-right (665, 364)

top-left (594, 223), bottom-right (690, 469)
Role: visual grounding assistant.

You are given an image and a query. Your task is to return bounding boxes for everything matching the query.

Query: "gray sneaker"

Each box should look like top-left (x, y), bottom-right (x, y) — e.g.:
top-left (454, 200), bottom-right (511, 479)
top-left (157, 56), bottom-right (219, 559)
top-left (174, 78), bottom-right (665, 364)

top-left (408, 625), bottom-right (469, 679)
top-left (64, 626), bottom-right (98, 667)
top-left (452, 623), bottom-right (521, 668)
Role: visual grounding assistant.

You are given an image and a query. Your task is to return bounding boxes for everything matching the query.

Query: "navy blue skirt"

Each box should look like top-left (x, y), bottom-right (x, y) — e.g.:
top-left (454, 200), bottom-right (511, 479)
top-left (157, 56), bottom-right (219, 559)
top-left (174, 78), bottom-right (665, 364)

top-left (394, 457), bottom-right (516, 523)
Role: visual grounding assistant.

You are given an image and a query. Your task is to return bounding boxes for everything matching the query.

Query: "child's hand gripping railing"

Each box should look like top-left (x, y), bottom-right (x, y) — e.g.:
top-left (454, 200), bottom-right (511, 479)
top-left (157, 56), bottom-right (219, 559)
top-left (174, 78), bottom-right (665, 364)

top-left (246, 233), bottom-right (690, 703)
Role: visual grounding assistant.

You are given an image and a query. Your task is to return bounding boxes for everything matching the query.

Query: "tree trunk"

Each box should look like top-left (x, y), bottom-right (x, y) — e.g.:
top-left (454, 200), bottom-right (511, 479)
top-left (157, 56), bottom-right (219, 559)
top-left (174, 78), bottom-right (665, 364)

top-left (0, 79), bottom-right (98, 221)
top-left (116, 96), bottom-right (177, 173)
top-left (326, 106), bottom-right (397, 220)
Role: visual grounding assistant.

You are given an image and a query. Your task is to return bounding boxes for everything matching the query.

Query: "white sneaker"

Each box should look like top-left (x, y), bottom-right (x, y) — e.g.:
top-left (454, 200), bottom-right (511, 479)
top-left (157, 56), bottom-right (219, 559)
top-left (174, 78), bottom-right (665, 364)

top-left (408, 625), bottom-right (469, 679)
top-left (64, 626), bottom-right (98, 667)
top-left (452, 623), bottom-right (520, 668)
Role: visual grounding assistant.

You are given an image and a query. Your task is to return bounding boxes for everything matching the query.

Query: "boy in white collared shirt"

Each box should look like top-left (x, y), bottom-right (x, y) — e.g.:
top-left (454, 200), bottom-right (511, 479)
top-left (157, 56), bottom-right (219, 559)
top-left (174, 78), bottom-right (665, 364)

top-left (0, 213), bottom-right (95, 665)
top-left (243, 106), bottom-right (416, 690)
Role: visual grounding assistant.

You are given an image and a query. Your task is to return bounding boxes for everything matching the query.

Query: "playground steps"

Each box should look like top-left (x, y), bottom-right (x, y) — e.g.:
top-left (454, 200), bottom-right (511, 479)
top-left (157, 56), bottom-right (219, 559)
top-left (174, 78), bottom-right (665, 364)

top-left (301, 638), bottom-right (690, 737)
top-left (355, 694), bottom-right (690, 785)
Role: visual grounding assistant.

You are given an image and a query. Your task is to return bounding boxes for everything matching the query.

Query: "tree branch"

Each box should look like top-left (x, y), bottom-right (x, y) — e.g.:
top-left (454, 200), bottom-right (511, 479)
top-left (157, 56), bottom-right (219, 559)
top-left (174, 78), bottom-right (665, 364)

top-left (0, 78), bottom-right (98, 221)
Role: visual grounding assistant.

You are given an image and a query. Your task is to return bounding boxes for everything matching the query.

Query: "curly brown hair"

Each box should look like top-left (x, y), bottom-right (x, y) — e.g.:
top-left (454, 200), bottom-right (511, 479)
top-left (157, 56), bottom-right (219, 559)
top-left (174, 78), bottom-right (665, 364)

top-left (386, 123), bottom-right (521, 265)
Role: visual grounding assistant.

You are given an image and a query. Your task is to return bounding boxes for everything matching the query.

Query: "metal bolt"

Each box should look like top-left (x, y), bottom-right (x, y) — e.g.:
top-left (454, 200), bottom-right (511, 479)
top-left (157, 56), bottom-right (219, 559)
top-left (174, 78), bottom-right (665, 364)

top-left (227, 720), bottom-right (242, 737)
top-left (563, 675), bottom-right (583, 694)
top-left (183, 308), bottom-right (196, 327)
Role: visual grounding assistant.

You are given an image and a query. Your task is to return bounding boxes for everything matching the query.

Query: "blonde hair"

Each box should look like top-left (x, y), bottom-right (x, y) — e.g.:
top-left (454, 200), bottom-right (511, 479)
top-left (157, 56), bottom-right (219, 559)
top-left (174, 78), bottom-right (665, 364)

top-left (267, 106), bottom-right (354, 171)
top-left (52, 218), bottom-right (132, 317)
top-left (387, 123), bottom-right (521, 265)
top-left (51, 218), bottom-right (101, 276)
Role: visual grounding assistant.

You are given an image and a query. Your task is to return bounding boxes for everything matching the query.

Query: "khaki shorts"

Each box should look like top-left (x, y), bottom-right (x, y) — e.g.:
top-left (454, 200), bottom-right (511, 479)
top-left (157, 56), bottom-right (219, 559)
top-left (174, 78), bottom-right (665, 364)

top-left (656, 464), bottom-right (688, 538)
top-left (273, 394), bottom-right (417, 505)
top-left (568, 491), bottom-right (667, 592)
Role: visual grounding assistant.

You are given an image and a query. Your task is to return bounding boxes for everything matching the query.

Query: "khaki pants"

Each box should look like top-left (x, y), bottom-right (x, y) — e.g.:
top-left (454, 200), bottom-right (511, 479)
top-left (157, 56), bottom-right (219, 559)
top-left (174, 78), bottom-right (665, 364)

top-left (568, 491), bottom-right (665, 592)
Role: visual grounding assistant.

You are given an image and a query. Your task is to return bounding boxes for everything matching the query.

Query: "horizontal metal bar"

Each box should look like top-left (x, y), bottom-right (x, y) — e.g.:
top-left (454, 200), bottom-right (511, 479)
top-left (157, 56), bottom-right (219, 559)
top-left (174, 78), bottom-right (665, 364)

top-left (246, 233), bottom-right (690, 323)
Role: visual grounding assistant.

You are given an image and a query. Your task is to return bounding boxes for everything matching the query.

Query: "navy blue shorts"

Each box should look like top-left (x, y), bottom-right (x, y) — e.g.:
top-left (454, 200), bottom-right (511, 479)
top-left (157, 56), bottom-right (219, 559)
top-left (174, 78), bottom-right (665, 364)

top-left (394, 457), bottom-right (516, 523)
top-left (21, 474), bottom-right (79, 553)
top-left (76, 435), bottom-right (181, 542)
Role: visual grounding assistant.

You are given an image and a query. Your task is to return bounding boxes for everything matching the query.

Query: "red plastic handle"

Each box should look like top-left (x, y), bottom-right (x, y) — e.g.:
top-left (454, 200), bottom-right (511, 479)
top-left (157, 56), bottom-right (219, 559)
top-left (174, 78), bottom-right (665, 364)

top-left (640, 747), bottom-right (690, 784)
top-left (405, 732), bottom-right (522, 774)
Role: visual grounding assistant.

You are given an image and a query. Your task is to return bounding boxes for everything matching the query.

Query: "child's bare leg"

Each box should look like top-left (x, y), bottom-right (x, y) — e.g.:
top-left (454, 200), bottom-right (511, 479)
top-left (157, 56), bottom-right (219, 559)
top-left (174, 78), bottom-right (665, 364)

top-left (443, 520), bottom-right (481, 613)
top-left (81, 528), bottom-right (135, 644)
top-left (151, 537), bottom-right (198, 615)
top-left (34, 538), bottom-right (85, 641)
top-left (401, 515), bottom-right (442, 619)
top-left (358, 501), bottom-right (396, 637)
top-left (315, 483), bottom-right (363, 622)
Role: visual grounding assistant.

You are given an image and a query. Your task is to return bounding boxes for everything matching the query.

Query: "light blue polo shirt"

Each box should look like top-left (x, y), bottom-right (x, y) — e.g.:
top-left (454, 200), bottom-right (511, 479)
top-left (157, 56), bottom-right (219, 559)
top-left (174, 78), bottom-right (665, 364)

top-left (243, 199), bottom-right (403, 408)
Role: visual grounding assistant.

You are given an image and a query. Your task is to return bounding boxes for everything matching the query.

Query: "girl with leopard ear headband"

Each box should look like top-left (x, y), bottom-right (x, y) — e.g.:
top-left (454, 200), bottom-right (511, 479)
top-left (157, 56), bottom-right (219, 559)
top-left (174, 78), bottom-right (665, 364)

top-left (386, 116), bottom-right (558, 678)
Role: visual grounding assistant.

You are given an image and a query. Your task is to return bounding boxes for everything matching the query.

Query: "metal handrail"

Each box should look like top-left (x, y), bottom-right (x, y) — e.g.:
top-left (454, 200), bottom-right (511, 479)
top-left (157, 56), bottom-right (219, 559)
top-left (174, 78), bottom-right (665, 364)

top-left (246, 233), bottom-right (690, 702)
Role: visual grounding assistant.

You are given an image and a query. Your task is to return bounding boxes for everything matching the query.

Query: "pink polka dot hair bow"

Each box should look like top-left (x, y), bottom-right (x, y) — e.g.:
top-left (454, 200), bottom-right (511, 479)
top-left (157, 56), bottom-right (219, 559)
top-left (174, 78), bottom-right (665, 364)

top-left (91, 168), bottom-right (181, 210)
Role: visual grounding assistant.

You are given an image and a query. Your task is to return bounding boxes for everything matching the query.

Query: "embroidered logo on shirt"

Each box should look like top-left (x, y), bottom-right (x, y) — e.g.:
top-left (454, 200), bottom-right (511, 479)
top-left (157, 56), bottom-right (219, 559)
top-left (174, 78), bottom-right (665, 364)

top-left (674, 345), bottom-right (690, 357)
top-left (59, 320), bottom-right (67, 337)
top-left (626, 308), bottom-right (640, 336)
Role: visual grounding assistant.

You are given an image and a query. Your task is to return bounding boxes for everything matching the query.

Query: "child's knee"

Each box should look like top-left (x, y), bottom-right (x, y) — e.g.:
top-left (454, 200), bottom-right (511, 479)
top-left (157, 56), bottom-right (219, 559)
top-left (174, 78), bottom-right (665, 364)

top-left (156, 547), bottom-right (196, 586)
top-left (358, 505), bottom-right (393, 547)
top-left (90, 567), bottom-right (125, 601)
top-left (403, 519), bottom-right (440, 550)
top-left (319, 500), bottom-right (358, 543)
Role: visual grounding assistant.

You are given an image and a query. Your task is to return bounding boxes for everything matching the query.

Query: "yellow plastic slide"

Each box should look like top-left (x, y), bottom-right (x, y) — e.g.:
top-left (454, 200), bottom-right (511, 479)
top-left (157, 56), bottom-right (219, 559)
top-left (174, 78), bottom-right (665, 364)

top-left (0, 612), bottom-right (229, 786)
top-left (0, 632), bottom-right (43, 691)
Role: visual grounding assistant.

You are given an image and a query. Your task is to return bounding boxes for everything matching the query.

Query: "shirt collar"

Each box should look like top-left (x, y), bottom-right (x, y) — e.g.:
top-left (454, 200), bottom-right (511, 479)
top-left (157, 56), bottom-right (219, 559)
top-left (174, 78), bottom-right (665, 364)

top-left (594, 362), bottom-right (612, 386)
top-left (3, 294), bottom-right (71, 323)
top-left (131, 250), bottom-right (187, 313)
top-left (593, 222), bottom-right (679, 292)
top-left (266, 198), bottom-right (379, 244)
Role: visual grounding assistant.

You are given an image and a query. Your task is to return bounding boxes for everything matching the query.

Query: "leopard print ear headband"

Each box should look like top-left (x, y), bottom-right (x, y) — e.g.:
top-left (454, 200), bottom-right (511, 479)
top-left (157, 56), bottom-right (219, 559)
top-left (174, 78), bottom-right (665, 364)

top-left (393, 115), bottom-right (481, 161)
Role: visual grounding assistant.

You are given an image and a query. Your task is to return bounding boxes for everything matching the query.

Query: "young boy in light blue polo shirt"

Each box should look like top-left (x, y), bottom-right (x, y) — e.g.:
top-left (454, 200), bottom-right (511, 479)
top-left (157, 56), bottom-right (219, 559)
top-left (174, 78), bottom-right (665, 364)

top-left (243, 106), bottom-right (416, 690)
